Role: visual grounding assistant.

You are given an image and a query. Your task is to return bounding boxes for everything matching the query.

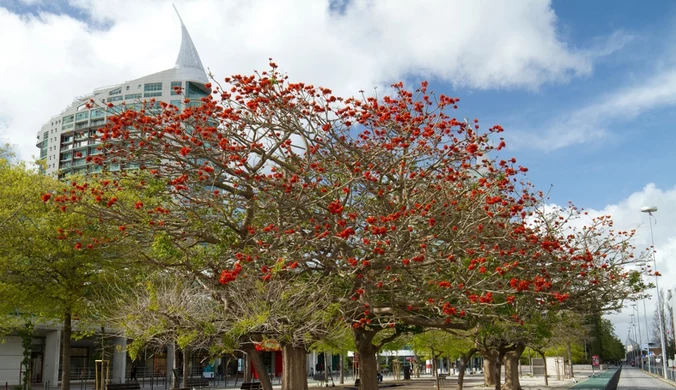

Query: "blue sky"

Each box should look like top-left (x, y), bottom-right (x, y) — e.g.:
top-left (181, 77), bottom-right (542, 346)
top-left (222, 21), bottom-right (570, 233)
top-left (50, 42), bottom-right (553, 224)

top-left (2, 0), bottom-right (676, 346)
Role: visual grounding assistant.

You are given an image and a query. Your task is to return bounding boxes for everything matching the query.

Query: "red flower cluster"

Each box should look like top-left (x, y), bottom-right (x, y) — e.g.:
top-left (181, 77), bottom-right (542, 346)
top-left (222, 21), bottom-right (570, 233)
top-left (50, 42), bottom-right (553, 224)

top-left (328, 200), bottom-right (344, 215)
top-left (219, 263), bottom-right (242, 284)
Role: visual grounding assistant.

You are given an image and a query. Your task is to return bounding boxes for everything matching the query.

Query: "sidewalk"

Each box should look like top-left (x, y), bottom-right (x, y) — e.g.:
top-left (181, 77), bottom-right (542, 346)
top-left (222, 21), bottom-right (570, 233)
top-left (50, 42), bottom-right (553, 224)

top-left (29, 367), bottom-right (613, 390)
top-left (616, 366), bottom-right (676, 389)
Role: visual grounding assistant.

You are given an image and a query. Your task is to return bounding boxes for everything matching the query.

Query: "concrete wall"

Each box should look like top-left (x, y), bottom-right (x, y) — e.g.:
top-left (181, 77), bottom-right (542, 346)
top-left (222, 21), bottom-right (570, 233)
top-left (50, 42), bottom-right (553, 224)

top-left (43, 329), bottom-right (61, 387)
top-left (0, 336), bottom-right (23, 386)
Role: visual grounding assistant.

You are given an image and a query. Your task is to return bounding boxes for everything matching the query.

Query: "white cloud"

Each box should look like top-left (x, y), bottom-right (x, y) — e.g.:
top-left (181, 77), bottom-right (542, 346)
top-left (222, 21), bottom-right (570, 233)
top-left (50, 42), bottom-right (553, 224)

top-left (575, 183), bottom-right (676, 347)
top-left (510, 68), bottom-right (676, 151)
top-left (0, 0), bottom-right (604, 161)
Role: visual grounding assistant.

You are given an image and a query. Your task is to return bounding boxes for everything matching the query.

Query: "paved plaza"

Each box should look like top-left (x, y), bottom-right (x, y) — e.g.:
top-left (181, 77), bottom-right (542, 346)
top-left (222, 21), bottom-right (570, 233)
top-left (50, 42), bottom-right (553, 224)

top-left (30, 365), bottom-right (676, 390)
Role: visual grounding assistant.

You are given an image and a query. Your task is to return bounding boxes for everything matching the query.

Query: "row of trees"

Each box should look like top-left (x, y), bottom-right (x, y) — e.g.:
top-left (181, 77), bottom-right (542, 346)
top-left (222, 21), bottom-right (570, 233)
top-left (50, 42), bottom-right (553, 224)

top-left (0, 65), bottom-right (648, 390)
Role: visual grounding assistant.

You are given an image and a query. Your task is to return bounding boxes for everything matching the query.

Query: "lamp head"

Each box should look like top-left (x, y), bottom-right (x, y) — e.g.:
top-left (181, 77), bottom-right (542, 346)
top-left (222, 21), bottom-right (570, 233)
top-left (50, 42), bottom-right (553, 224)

top-left (641, 206), bottom-right (658, 213)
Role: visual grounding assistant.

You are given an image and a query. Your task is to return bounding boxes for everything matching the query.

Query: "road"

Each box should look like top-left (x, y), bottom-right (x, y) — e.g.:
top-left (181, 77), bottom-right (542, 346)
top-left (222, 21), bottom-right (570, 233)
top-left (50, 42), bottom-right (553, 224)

top-left (618, 366), bottom-right (676, 389)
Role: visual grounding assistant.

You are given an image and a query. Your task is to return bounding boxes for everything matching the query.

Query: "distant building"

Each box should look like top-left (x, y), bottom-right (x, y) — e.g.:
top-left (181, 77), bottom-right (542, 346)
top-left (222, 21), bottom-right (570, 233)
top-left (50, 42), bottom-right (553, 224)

top-left (4, 11), bottom-right (211, 388)
top-left (36, 9), bottom-right (209, 178)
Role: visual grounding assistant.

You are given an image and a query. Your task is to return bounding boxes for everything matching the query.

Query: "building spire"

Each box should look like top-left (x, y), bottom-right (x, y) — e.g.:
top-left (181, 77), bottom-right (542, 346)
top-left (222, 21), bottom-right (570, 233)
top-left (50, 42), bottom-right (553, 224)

top-left (173, 4), bottom-right (205, 71)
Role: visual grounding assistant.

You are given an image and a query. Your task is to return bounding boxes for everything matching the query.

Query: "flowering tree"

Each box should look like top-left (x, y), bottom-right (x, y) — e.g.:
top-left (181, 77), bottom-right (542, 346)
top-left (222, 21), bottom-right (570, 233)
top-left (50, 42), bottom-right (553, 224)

top-left (65, 62), bottom-right (647, 390)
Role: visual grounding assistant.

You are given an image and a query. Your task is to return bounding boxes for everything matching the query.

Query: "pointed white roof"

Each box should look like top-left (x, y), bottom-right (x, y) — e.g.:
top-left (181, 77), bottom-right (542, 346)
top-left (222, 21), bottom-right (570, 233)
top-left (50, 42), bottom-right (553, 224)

top-left (173, 5), bottom-right (206, 72)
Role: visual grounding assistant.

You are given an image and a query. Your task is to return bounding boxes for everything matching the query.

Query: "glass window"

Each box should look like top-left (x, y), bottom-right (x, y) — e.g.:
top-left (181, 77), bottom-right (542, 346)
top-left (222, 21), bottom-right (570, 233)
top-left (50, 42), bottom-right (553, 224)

top-left (144, 92), bottom-right (162, 98)
top-left (107, 96), bottom-right (123, 102)
top-left (43, 132), bottom-right (49, 140)
top-left (109, 88), bottom-right (122, 96)
top-left (186, 82), bottom-right (208, 99)
top-left (170, 100), bottom-right (182, 108)
top-left (170, 81), bottom-right (182, 95)
top-left (91, 109), bottom-right (105, 119)
top-left (125, 93), bottom-right (142, 100)
top-left (75, 111), bottom-right (89, 122)
top-left (144, 82), bottom-right (162, 92)
top-left (62, 115), bottom-right (74, 125)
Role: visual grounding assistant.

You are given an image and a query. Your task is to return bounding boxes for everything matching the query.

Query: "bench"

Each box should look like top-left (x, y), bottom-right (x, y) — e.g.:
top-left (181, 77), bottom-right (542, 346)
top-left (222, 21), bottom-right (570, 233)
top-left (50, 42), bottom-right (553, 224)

top-left (106, 384), bottom-right (140, 390)
top-left (239, 383), bottom-right (262, 390)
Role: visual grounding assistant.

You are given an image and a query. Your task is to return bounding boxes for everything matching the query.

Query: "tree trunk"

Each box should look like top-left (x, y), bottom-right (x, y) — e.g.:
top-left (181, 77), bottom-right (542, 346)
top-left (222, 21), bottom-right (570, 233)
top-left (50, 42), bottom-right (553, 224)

top-left (281, 344), bottom-right (308, 390)
top-left (244, 352), bottom-right (251, 383)
top-left (324, 353), bottom-right (329, 384)
top-left (339, 354), bottom-right (344, 384)
top-left (503, 343), bottom-right (525, 390)
top-left (456, 348), bottom-right (476, 390)
top-left (457, 357), bottom-right (466, 390)
top-left (170, 343), bottom-right (178, 389)
top-left (567, 344), bottom-right (574, 380)
top-left (182, 349), bottom-right (190, 389)
top-left (243, 345), bottom-right (272, 390)
top-left (483, 350), bottom-right (498, 387)
top-left (538, 351), bottom-right (548, 387)
top-left (353, 328), bottom-right (378, 390)
top-left (493, 352), bottom-right (502, 390)
top-left (432, 354), bottom-right (439, 390)
top-left (61, 309), bottom-right (72, 390)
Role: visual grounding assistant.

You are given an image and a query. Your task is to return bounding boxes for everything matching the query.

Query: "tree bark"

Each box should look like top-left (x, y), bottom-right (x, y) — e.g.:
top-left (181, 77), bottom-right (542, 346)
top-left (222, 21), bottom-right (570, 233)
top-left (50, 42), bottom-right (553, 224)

top-left (494, 350), bottom-right (502, 390)
top-left (281, 344), bottom-right (308, 390)
top-left (324, 352), bottom-right (329, 384)
top-left (432, 353), bottom-right (439, 390)
top-left (339, 354), bottom-right (344, 384)
top-left (61, 309), bottom-right (72, 390)
top-left (353, 328), bottom-right (379, 390)
top-left (503, 343), bottom-right (525, 390)
top-left (567, 344), bottom-right (574, 379)
top-left (483, 350), bottom-right (498, 387)
top-left (456, 348), bottom-right (476, 390)
top-left (244, 352), bottom-right (251, 383)
top-left (457, 358), bottom-right (467, 390)
top-left (182, 349), bottom-right (190, 389)
top-left (170, 343), bottom-right (178, 389)
top-left (537, 351), bottom-right (548, 387)
top-left (243, 345), bottom-right (272, 390)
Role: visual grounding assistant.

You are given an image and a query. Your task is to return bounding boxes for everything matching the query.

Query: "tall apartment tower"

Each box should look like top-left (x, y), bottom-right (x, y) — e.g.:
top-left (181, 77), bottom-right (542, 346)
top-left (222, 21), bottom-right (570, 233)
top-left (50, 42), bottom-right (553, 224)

top-left (36, 9), bottom-right (209, 178)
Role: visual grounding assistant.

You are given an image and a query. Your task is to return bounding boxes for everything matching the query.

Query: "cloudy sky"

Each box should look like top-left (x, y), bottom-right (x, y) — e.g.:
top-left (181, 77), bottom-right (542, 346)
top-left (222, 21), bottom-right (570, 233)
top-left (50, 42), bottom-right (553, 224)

top-left (2, 0), bottom-right (676, 349)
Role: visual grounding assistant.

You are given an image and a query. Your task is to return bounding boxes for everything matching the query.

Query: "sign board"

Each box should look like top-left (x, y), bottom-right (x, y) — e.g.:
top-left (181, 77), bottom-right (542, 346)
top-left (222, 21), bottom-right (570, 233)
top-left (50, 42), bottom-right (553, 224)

top-left (591, 355), bottom-right (600, 367)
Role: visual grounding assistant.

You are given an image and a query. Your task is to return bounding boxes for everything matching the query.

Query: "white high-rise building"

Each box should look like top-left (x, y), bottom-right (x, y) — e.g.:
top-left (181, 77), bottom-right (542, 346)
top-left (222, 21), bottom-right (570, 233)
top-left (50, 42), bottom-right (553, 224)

top-left (36, 9), bottom-right (209, 178)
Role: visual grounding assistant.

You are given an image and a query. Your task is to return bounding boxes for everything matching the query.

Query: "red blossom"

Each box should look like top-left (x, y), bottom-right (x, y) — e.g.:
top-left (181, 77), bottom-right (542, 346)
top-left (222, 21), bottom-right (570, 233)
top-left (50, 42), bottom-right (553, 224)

top-left (465, 143), bottom-right (479, 154)
top-left (327, 199), bottom-right (344, 215)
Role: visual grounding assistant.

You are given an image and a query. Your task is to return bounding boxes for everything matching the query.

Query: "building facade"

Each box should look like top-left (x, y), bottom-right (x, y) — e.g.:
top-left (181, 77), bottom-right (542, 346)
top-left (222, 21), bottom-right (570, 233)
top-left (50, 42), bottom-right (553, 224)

top-left (36, 10), bottom-right (209, 179)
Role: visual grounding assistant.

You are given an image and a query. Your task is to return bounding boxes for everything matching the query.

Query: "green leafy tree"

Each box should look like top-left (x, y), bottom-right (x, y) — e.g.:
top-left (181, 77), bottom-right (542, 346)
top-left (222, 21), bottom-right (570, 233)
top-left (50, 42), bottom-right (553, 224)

top-left (0, 159), bottom-right (130, 390)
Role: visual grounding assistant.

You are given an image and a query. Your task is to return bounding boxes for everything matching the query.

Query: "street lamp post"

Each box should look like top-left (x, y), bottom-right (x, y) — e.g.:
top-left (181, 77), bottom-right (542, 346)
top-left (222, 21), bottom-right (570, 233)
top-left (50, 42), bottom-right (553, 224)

top-left (631, 303), bottom-right (644, 370)
top-left (643, 297), bottom-right (652, 373)
top-left (642, 206), bottom-right (668, 379)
